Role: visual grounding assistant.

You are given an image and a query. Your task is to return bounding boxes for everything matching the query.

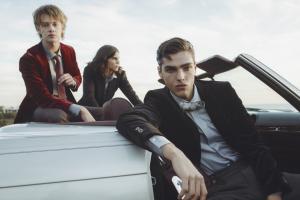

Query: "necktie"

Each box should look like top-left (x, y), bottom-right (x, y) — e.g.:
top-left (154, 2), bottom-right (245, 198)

top-left (179, 100), bottom-right (205, 112)
top-left (53, 55), bottom-right (67, 99)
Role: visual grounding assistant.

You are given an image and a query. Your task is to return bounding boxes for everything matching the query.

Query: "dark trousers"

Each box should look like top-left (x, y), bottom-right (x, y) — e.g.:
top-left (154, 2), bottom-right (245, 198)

top-left (152, 159), bottom-right (266, 200)
top-left (207, 160), bottom-right (265, 200)
top-left (32, 106), bottom-right (103, 123)
top-left (282, 172), bottom-right (300, 200)
top-left (33, 107), bottom-right (70, 123)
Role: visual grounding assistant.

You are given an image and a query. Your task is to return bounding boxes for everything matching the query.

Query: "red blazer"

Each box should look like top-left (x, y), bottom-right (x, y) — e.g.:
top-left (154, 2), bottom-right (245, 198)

top-left (14, 42), bottom-right (82, 123)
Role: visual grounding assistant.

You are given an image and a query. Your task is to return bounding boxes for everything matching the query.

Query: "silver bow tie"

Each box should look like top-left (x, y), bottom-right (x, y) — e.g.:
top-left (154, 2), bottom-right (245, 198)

top-left (179, 100), bottom-right (205, 112)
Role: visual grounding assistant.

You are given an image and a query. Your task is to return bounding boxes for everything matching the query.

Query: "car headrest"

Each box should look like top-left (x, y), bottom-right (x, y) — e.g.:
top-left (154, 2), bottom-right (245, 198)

top-left (102, 98), bottom-right (133, 120)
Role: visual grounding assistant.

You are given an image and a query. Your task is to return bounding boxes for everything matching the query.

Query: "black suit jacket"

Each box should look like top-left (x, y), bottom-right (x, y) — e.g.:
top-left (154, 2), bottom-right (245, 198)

top-left (117, 80), bottom-right (290, 199)
top-left (78, 65), bottom-right (142, 107)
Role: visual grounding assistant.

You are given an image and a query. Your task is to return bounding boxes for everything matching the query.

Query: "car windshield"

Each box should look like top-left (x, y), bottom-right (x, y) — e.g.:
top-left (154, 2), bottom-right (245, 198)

top-left (202, 55), bottom-right (299, 113)
top-left (242, 54), bottom-right (300, 98)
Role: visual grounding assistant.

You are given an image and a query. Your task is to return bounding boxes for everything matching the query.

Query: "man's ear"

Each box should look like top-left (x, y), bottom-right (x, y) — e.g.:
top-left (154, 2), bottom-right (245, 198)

top-left (61, 30), bottom-right (65, 39)
top-left (157, 66), bottom-right (162, 78)
top-left (37, 28), bottom-right (43, 38)
top-left (157, 66), bottom-right (165, 84)
top-left (37, 27), bottom-right (41, 35)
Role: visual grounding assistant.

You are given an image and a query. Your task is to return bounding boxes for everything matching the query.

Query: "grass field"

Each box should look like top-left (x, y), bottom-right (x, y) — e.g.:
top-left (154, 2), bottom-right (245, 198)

top-left (0, 118), bottom-right (15, 127)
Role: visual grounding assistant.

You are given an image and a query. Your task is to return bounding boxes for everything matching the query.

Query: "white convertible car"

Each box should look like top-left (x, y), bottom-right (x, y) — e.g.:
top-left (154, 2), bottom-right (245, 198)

top-left (0, 122), bottom-right (154, 200)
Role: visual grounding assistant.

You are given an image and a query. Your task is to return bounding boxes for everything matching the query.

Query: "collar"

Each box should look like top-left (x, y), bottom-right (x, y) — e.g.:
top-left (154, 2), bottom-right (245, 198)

top-left (170, 85), bottom-right (201, 105)
top-left (105, 73), bottom-right (117, 82)
top-left (42, 43), bottom-right (62, 60)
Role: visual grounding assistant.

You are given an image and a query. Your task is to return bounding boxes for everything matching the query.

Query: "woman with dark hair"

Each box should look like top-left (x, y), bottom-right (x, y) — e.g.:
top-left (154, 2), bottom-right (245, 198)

top-left (78, 45), bottom-right (142, 107)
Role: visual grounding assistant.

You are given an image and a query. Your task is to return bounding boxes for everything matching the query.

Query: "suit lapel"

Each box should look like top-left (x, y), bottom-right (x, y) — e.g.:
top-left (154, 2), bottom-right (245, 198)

top-left (60, 43), bottom-right (69, 72)
top-left (36, 42), bottom-right (50, 75)
top-left (34, 43), bottom-right (53, 91)
top-left (163, 87), bottom-right (182, 111)
top-left (161, 87), bottom-right (201, 164)
top-left (162, 87), bottom-right (201, 135)
top-left (195, 80), bottom-right (225, 135)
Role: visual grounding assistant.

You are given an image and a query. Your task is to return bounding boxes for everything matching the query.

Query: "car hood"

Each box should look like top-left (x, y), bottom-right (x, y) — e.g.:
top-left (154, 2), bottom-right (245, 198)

top-left (0, 122), bottom-right (130, 154)
top-left (0, 123), bottom-right (150, 190)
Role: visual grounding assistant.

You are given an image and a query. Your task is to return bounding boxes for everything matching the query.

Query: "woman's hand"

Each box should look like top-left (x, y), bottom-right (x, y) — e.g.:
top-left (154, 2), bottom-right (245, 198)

top-left (116, 66), bottom-right (125, 76)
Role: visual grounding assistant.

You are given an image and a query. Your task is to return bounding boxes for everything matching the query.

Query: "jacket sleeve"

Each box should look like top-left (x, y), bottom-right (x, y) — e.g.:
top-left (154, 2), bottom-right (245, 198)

top-left (116, 91), bottom-right (163, 150)
top-left (19, 53), bottom-right (72, 112)
top-left (80, 67), bottom-right (99, 107)
top-left (223, 82), bottom-right (290, 196)
top-left (118, 70), bottom-right (142, 106)
top-left (68, 47), bottom-right (81, 91)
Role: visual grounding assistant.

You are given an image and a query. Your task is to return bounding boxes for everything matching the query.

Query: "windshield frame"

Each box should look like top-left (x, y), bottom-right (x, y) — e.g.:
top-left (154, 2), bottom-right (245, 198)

top-left (235, 54), bottom-right (300, 111)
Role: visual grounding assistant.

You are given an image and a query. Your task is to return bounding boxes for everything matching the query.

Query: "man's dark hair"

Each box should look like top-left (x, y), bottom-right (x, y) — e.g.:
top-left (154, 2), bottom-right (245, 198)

top-left (156, 37), bottom-right (195, 68)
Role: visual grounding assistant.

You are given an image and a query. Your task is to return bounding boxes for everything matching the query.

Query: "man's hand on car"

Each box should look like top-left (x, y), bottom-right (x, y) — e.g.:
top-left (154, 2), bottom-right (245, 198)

top-left (162, 143), bottom-right (207, 200)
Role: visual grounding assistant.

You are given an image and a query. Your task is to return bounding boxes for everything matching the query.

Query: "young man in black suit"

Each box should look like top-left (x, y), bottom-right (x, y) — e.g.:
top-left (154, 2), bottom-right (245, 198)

top-left (117, 37), bottom-right (289, 200)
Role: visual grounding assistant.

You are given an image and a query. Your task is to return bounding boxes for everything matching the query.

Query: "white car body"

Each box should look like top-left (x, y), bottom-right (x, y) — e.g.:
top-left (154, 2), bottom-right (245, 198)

top-left (0, 122), bottom-right (154, 200)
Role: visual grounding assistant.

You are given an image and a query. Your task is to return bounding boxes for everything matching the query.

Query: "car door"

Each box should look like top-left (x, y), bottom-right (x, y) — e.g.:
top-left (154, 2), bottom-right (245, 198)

top-left (235, 54), bottom-right (300, 173)
top-left (253, 112), bottom-right (300, 173)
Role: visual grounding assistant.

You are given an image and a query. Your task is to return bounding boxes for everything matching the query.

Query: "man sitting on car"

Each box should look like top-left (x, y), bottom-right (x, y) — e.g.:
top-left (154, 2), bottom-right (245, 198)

top-left (15, 4), bottom-right (95, 123)
top-left (117, 37), bottom-right (290, 200)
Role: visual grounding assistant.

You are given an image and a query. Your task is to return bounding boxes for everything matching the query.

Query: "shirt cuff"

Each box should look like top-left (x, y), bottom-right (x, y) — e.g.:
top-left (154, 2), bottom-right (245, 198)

top-left (146, 135), bottom-right (171, 156)
top-left (69, 104), bottom-right (81, 116)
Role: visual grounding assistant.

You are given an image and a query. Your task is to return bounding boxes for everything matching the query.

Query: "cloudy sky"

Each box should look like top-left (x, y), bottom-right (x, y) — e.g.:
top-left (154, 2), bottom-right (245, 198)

top-left (1, 0), bottom-right (300, 108)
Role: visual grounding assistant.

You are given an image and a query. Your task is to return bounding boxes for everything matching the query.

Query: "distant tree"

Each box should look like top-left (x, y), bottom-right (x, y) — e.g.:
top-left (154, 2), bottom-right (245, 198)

top-left (0, 106), bottom-right (17, 127)
top-left (3, 112), bottom-right (16, 118)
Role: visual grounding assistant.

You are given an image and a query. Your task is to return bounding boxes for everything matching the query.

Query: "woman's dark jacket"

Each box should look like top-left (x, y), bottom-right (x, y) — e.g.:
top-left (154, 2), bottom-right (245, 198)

top-left (78, 65), bottom-right (142, 107)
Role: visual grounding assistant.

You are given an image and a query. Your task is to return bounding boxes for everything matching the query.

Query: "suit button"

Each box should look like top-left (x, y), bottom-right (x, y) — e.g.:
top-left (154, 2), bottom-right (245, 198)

top-left (135, 127), bottom-right (143, 133)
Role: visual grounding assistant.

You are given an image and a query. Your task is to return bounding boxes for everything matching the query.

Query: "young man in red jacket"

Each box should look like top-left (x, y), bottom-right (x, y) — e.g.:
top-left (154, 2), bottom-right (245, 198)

top-left (15, 4), bottom-right (95, 123)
